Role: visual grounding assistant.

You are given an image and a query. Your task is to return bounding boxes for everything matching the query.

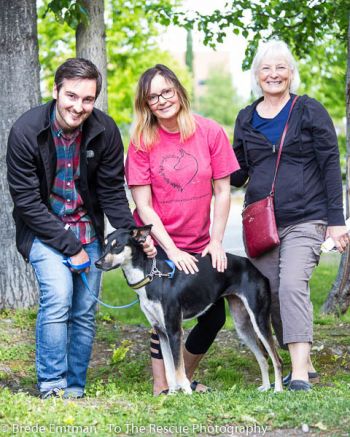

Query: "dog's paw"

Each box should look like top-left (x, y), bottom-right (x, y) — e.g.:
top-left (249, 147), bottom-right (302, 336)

top-left (273, 384), bottom-right (283, 393)
top-left (181, 384), bottom-right (192, 395)
top-left (257, 384), bottom-right (271, 392)
top-left (167, 387), bottom-right (177, 395)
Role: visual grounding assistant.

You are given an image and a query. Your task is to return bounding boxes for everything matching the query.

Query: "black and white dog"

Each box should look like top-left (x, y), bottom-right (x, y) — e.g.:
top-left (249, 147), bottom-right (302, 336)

top-left (95, 225), bottom-right (283, 393)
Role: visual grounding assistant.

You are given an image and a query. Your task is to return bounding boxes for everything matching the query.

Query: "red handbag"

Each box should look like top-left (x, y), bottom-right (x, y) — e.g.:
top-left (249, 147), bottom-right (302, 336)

top-left (242, 96), bottom-right (298, 258)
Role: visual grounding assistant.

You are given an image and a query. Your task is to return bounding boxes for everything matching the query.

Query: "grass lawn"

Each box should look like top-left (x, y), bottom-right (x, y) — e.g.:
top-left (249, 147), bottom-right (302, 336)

top-left (0, 253), bottom-right (350, 436)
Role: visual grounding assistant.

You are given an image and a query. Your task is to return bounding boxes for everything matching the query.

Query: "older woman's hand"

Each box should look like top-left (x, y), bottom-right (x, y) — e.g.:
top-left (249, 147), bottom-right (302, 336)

top-left (326, 226), bottom-right (349, 253)
top-left (201, 239), bottom-right (227, 273)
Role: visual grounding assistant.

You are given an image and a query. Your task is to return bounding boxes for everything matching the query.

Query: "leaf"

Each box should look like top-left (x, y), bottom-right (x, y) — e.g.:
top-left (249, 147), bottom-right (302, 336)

top-left (314, 422), bottom-right (328, 431)
top-left (63, 416), bottom-right (75, 426)
top-left (240, 414), bottom-right (257, 423)
top-left (110, 340), bottom-right (131, 364)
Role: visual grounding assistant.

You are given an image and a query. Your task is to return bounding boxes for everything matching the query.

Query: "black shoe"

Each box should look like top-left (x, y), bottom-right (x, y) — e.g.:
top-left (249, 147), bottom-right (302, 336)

top-left (271, 371), bottom-right (320, 388)
top-left (40, 388), bottom-right (63, 399)
top-left (288, 380), bottom-right (312, 391)
top-left (283, 371), bottom-right (319, 386)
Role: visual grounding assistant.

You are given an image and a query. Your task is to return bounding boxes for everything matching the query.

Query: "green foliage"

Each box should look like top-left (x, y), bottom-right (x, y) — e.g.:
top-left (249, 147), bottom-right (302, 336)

top-left (38, 1), bottom-right (75, 101)
top-left (298, 38), bottom-right (346, 122)
top-left (110, 340), bottom-right (131, 365)
top-left (163, 1), bottom-right (349, 69)
top-left (38, 0), bottom-right (192, 138)
top-left (195, 67), bottom-right (246, 129)
top-left (0, 345), bottom-right (34, 362)
top-left (45, 0), bottom-right (89, 28)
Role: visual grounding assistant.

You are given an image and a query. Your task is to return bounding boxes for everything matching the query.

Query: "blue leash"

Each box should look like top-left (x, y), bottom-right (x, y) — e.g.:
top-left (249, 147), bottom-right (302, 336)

top-left (62, 258), bottom-right (139, 309)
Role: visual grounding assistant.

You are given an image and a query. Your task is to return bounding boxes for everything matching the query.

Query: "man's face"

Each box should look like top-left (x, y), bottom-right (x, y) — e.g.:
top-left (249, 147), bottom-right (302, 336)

top-left (53, 78), bottom-right (97, 132)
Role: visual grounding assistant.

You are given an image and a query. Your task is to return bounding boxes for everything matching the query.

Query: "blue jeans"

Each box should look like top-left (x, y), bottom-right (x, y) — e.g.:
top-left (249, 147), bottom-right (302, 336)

top-left (29, 238), bottom-right (102, 396)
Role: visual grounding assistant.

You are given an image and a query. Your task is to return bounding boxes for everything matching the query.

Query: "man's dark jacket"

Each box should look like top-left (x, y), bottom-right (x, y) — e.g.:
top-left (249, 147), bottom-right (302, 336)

top-left (231, 94), bottom-right (345, 227)
top-left (7, 100), bottom-right (134, 261)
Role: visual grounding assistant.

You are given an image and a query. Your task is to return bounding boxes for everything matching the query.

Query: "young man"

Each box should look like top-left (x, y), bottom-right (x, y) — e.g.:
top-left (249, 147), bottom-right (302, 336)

top-left (7, 58), bottom-right (155, 399)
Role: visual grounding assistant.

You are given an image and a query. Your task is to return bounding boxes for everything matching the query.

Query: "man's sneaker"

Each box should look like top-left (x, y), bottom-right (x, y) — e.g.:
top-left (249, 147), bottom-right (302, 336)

top-left (62, 391), bottom-right (85, 399)
top-left (40, 387), bottom-right (63, 399)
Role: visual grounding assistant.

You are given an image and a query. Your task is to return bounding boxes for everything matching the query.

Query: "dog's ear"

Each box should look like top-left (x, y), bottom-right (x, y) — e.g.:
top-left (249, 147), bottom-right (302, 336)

top-left (131, 225), bottom-right (153, 243)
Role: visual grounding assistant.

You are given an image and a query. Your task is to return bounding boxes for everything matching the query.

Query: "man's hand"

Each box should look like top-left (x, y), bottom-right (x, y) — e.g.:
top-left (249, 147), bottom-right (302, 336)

top-left (142, 235), bottom-right (157, 258)
top-left (70, 248), bottom-right (90, 273)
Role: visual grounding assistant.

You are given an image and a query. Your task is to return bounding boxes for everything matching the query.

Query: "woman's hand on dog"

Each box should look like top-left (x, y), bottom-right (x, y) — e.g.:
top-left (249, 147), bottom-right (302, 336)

top-left (202, 239), bottom-right (227, 273)
top-left (142, 235), bottom-right (157, 258)
top-left (166, 247), bottom-right (199, 274)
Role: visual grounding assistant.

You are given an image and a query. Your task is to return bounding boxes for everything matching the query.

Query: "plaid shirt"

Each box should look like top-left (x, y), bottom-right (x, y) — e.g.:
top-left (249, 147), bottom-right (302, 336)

top-left (49, 109), bottom-right (96, 244)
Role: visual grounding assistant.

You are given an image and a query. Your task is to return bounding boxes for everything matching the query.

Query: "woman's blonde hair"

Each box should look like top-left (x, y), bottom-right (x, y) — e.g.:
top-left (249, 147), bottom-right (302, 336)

top-left (251, 40), bottom-right (300, 97)
top-left (131, 64), bottom-right (196, 150)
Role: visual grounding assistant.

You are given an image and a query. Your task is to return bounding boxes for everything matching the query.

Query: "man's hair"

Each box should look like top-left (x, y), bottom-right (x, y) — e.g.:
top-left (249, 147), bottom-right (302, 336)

top-left (54, 58), bottom-right (102, 98)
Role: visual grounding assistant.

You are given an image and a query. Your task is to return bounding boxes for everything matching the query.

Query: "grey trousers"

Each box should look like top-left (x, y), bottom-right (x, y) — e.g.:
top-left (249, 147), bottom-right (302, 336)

top-left (249, 221), bottom-right (326, 348)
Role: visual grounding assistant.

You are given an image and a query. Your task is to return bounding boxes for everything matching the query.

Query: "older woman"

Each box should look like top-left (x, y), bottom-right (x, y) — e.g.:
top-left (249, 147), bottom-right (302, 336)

top-left (125, 64), bottom-right (239, 395)
top-left (231, 40), bottom-right (348, 391)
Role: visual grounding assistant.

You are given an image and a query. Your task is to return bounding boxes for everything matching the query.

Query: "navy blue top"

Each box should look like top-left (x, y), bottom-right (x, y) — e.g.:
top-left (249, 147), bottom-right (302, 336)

top-left (252, 97), bottom-right (292, 145)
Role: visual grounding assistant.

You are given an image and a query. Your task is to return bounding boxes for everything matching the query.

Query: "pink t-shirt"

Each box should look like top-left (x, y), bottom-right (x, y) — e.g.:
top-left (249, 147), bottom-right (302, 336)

top-left (125, 114), bottom-right (240, 253)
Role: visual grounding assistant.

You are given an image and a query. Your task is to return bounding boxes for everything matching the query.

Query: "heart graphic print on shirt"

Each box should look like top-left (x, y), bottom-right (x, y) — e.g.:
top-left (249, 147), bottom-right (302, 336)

top-left (159, 148), bottom-right (198, 192)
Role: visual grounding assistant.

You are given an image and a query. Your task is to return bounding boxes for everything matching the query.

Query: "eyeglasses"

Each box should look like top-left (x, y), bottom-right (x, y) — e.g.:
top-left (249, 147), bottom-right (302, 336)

top-left (146, 88), bottom-right (175, 106)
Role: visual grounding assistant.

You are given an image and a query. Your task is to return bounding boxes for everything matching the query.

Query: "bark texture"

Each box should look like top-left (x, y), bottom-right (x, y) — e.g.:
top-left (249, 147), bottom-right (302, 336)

top-left (76, 0), bottom-right (108, 112)
top-left (0, 0), bottom-right (40, 308)
top-left (322, 20), bottom-right (350, 315)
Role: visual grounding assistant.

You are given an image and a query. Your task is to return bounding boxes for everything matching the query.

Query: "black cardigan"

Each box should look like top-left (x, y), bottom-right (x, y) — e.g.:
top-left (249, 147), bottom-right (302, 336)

top-left (7, 101), bottom-right (135, 260)
top-left (231, 94), bottom-right (345, 227)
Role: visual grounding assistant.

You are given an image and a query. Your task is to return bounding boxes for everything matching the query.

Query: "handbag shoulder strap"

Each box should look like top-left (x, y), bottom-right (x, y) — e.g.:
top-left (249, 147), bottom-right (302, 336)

top-left (270, 95), bottom-right (299, 196)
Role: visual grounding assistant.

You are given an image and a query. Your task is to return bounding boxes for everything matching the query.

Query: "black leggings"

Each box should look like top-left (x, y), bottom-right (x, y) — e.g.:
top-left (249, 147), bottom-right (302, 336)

top-left (151, 247), bottom-right (226, 356)
top-left (185, 297), bottom-right (226, 354)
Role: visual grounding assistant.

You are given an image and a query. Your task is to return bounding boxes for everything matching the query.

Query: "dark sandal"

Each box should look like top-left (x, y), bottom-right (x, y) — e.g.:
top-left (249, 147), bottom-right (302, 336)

top-left (288, 380), bottom-right (312, 391)
top-left (155, 389), bottom-right (169, 396)
top-left (271, 371), bottom-right (320, 388)
top-left (190, 380), bottom-right (212, 393)
top-left (283, 371), bottom-right (319, 386)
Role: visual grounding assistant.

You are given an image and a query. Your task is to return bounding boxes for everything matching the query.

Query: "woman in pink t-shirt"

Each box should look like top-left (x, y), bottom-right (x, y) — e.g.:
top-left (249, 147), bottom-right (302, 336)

top-left (125, 64), bottom-right (239, 395)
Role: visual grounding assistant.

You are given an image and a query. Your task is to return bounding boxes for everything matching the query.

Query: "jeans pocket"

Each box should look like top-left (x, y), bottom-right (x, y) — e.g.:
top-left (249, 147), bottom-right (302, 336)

top-left (315, 224), bottom-right (327, 239)
top-left (28, 237), bottom-right (39, 263)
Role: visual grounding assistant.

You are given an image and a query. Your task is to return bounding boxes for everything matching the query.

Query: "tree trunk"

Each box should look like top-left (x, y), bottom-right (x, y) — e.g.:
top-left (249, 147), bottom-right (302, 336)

top-left (76, 0), bottom-right (108, 113)
top-left (322, 20), bottom-right (350, 315)
top-left (0, 0), bottom-right (40, 308)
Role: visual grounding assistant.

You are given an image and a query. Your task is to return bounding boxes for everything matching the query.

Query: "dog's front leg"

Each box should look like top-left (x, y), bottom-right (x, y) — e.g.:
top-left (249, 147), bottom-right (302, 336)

top-left (156, 330), bottom-right (178, 393)
top-left (167, 328), bottom-right (191, 394)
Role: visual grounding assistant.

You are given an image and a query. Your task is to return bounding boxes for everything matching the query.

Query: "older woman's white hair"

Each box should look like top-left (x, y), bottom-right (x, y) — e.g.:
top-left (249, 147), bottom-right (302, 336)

top-left (251, 40), bottom-right (300, 97)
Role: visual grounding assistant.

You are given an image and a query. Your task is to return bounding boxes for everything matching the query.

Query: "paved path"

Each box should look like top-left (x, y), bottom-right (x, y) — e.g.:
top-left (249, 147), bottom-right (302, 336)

top-left (222, 190), bottom-right (245, 255)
